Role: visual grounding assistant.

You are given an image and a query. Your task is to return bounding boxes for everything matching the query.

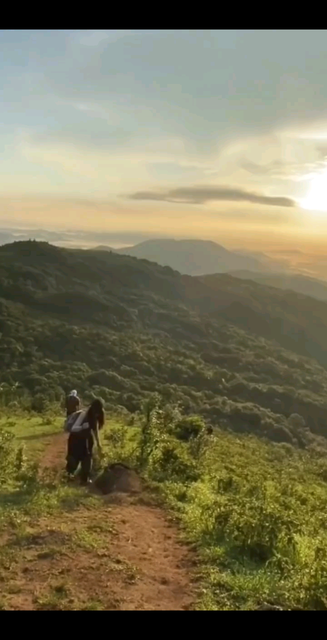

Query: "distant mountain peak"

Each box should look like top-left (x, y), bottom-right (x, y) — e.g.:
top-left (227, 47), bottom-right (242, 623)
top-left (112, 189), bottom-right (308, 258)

top-left (93, 245), bottom-right (115, 252)
top-left (115, 238), bottom-right (273, 276)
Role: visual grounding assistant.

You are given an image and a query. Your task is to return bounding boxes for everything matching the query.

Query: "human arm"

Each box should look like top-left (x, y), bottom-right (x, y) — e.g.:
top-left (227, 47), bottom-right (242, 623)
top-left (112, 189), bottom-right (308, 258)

top-left (93, 424), bottom-right (102, 452)
top-left (96, 409), bottom-right (105, 451)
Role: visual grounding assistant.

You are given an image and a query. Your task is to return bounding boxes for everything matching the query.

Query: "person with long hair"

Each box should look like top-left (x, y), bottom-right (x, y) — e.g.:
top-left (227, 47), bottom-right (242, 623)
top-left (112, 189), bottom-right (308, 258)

top-left (66, 399), bottom-right (105, 485)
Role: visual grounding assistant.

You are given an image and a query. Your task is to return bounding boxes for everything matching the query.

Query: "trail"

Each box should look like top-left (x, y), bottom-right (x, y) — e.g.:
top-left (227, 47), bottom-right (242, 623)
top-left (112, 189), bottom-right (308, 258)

top-left (40, 432), bottom-right (67, 473)
top-left (6, 434), bottom-right (196, 611)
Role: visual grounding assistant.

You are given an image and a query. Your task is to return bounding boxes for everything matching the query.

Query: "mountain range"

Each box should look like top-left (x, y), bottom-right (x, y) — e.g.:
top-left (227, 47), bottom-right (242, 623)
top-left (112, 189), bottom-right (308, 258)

top-left (94, 239), bottom-right (327, 302)
top-left (2, 240), bottom-right (327, 447)
top-left (94, 239), bottom-right (288, 276)
top-left (229, 271), bottom-right (327, 302)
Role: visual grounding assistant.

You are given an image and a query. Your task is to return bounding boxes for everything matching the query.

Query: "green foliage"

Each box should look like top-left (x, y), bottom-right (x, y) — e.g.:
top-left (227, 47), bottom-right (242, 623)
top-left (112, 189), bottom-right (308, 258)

top-left (0, 423), bottom-right (96, 539)
top-left (148, 436), bottom-right (198, 483)
top-left (103, 421), bottom-right (138, 467)
top-left (1, 241), bottom-right (327, 448)
top-left (125, 402), bottom-right (327, 610)
top-left (174, 415), bottom-right (205, 441)
top-left (0, 429), bottom-right (19, 485)
top-left (2, 394), bottom-right (327, 609)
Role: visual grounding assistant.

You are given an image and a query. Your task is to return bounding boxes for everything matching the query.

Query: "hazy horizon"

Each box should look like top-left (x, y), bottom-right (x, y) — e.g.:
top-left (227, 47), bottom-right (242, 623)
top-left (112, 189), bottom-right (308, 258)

top-left (2, 221), bottom-right (327, 256)
top-left (2, 30), bottom-right (327, 249)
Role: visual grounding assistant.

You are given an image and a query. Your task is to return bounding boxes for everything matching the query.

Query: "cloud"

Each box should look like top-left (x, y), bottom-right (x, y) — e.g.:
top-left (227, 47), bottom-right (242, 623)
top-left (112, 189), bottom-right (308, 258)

top-left (240, 155), bottom-right (327, 182)
top-left (73, 31), bottom-right (113, 47)
top-left (5, 30), bottom-right (327, 163)
top-left (128, 185), bottom-right (296, 208)
top-left (316, 143), bottom-right (327, 159)
top-left (240, 159), bottom-right (285, 176)
top-left (26, 31), bottom-right (327, 155)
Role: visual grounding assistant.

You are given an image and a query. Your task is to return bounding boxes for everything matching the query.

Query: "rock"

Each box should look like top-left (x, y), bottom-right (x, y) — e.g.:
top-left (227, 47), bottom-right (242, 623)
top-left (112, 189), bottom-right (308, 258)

top-left (95, 463), bottom-right (142, 495)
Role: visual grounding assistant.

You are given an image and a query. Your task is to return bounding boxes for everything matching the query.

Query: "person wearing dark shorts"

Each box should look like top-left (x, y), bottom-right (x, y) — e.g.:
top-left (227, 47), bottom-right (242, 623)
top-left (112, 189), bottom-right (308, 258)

top-left (66, 399), bottom-right (104, 484)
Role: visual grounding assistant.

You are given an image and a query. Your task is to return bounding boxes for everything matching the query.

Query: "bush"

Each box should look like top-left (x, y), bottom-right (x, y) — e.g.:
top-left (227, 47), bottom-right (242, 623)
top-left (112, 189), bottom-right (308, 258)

top-left (174, 415), bottom-right (205, 441)
top-left (31, 394), bottom-right (49, 413)
top-left (148, 437), bottom-right (198, 483)
top-left (133, 401), bottom-right (327, 610)
top-left (0, 428), bottom-right (17, 484)
top-left (288, 413), bottom-right (306, 429)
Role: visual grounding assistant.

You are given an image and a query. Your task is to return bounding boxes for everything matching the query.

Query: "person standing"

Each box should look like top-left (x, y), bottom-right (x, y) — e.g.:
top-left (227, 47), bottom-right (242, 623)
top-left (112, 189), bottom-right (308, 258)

top-left (66, 390), bottom-right (80, 417)
top-left (66, 399), bottom-right (104, 485)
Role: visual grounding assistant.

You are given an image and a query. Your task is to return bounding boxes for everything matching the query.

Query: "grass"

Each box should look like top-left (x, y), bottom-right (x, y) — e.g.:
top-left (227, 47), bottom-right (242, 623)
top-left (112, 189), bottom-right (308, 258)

top-left (167, 435), bottom-right (327, 610)
top-left (0, 413), bottom-right (63, 461)
top-left (0, 414), bottom-right (136, 610)
top-left (3, 406), bottom-right (327, 610)
top-left (72, 528), bottom-right (103, 552)
top-left (35, 582), bottom-right (71, 610)
top-left (107, 405), bottom-right (327, 611)
top-left (83, 600), bottom-right (106, 611)
top-left (109, 556), bottom-right (139, 584)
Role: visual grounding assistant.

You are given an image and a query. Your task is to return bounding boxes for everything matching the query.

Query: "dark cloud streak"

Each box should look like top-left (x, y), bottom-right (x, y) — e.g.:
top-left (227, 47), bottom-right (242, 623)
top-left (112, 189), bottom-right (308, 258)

top-left (128, 185), bottom-right (296, 208)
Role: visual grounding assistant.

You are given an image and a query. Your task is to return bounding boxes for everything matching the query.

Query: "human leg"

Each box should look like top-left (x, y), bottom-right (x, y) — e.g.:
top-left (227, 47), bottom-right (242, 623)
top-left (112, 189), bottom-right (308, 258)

top-left (80, 435), bottom-right (94, 484)
top-left (66, 434), bottom-right (80, 475)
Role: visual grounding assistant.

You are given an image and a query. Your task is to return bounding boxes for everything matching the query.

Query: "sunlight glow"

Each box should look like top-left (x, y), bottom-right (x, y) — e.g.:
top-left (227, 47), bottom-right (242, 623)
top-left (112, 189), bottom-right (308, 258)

top-left (301, 170), bottom-right (327, 212)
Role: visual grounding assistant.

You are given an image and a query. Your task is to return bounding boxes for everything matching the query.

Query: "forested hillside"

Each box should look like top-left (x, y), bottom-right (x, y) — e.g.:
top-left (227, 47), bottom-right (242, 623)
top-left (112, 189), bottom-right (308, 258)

top-left (229, 270), bottom-right (327, 303)
top-left (1, 241), bottom-right (327, 447)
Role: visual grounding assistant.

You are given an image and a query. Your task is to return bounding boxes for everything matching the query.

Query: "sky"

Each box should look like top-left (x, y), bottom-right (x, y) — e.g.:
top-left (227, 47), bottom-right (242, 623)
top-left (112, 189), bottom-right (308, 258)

top-left (2, 29), bottom-right (327, 250)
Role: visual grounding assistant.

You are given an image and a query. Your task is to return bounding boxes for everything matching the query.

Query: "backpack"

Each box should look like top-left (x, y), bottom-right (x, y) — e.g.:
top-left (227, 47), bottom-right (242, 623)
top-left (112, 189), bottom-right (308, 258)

top-left (64, 409), bottom-right (88, 434)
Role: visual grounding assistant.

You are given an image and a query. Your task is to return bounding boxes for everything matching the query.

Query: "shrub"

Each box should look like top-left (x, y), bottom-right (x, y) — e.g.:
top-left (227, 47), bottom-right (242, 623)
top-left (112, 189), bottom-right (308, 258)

top-left (174, 415), bottom-right (205, 441)
top-left (0, 428), bottom-right (17, 484)
top-left (147, 437), bottom-right (198, 483)
top-left (288, 413), bottom-right (306, 429)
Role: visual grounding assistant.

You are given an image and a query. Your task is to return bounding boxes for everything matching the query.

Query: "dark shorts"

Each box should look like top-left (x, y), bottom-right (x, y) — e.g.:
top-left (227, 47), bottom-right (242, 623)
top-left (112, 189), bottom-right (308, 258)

top-left (66, 431), bottom-right (94, 482)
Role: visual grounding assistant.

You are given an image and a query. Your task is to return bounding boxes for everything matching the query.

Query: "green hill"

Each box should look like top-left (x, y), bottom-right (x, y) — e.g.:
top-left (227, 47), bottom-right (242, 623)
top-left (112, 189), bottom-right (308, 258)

top-left (229, 270), bottom-right (327, 302)
top-left (1, 240), bottom-right (327, 446)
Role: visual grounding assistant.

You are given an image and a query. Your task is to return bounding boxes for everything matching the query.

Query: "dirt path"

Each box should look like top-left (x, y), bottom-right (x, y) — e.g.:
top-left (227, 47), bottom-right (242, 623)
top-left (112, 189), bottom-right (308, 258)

top-left (40, 432), bottom-right (67, 473)
top-left (5, 434), bottom-right (196, 611)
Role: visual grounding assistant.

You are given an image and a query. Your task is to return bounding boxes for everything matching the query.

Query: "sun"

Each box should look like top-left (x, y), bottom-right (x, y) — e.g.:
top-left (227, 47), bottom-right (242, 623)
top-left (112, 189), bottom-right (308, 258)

top-left (301, 170), bottom-right (327, 212)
